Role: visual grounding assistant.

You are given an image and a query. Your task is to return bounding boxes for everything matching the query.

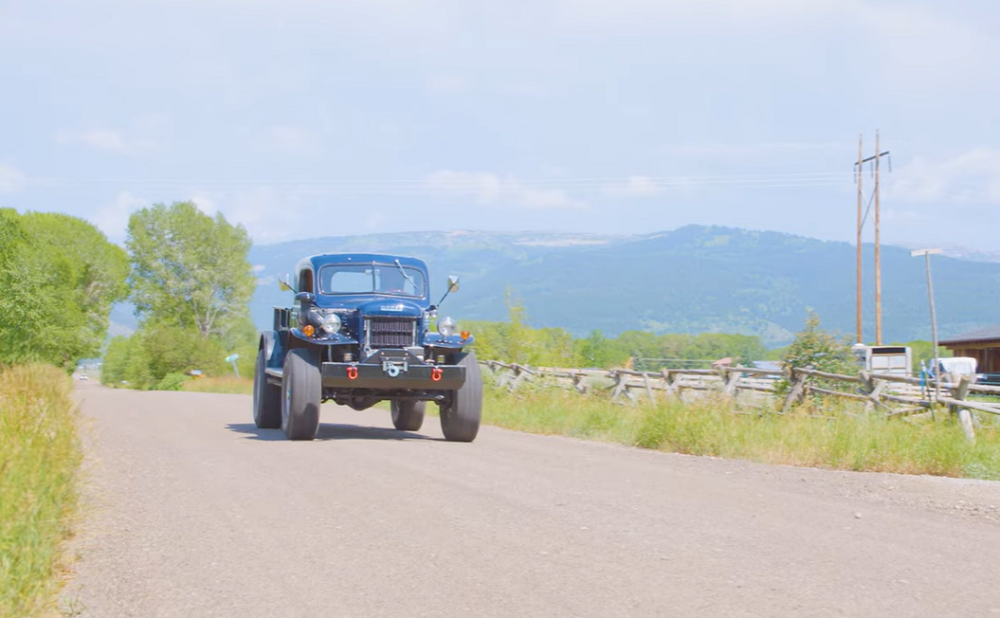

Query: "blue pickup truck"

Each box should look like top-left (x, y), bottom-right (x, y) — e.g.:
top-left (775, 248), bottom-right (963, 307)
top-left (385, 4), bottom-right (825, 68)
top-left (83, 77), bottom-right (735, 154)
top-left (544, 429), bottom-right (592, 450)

top-left (253, 253), bottom-right (482, 442)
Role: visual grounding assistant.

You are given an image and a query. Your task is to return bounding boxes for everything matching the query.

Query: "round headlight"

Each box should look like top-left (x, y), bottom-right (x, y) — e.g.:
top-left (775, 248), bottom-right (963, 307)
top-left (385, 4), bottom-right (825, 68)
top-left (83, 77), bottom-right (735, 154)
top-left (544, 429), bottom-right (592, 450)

top-left (438, 316), bottom-right (456, 337)
top-left (320, 312), bottom-right (342, 334)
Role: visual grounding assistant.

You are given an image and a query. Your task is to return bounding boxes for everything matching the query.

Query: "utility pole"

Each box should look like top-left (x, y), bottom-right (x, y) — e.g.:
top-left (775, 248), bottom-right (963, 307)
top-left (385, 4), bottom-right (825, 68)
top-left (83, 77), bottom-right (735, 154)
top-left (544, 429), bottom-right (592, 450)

top-left (855, 135), bottom-right (863, 344)
top-left (857, 131), bottom-right (890, 345)
top-left (911, 248), bottom-right (942, 400)
top-left (874, 130), bottom-right (883, 345)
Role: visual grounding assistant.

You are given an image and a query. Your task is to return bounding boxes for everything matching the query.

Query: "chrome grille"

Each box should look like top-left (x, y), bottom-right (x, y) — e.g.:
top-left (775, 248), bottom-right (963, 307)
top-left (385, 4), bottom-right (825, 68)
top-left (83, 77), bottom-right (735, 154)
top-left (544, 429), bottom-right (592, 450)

top-left (366, 317), bottom-right (417, 349)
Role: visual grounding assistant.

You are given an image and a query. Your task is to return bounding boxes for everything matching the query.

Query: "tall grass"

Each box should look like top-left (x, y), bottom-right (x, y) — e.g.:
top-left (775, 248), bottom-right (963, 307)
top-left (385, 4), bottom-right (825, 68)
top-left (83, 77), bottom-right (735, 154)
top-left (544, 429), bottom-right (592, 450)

top-left (0, 365), bottom-right (81, 618)
top-left (483, 383), bottom-right (1000, 479)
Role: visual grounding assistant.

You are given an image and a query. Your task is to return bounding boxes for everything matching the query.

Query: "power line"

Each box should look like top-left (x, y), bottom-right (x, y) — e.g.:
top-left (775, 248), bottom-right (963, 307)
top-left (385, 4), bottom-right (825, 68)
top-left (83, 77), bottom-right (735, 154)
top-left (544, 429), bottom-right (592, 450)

top-left (26, 171), bottom-right (855, 192)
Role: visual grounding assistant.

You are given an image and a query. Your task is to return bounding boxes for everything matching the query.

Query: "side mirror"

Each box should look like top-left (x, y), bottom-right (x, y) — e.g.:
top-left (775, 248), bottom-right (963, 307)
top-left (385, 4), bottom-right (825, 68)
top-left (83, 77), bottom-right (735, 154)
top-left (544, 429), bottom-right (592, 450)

top-left (279, 274), bottom-right (294, 292)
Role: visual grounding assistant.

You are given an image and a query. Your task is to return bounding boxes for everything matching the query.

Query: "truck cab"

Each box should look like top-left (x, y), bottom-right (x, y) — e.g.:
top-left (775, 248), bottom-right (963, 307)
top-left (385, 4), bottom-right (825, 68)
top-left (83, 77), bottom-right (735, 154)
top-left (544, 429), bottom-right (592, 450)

top-left (253, 253), bottom-right (482, 442)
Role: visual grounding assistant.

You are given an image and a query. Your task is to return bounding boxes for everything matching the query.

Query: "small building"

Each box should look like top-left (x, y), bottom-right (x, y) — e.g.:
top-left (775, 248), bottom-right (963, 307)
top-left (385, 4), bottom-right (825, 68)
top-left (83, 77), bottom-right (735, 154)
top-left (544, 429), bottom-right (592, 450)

top-left (941, 326), bottom-right (1000, 374)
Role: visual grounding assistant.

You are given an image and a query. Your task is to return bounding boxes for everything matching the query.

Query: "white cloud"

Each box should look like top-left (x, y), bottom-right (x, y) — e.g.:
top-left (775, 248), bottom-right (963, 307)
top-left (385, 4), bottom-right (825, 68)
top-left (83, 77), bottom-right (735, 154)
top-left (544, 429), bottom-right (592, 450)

top-left (890, 148), bottom-right (1000, 204)
top-left (59, 129), bottom-right (157, 155)
top-left (228, 186), bottom-right (299, 243)
top-left (191, 194), bottom-right (218, 216)
top-left (92, 191), bottom-right (148, 241)
top-left (424, 170), bottom-right (586, 209)
top-left (603, 175), bottom-right (662, 198)
top-left (0, 164), bottom-right (25, 194)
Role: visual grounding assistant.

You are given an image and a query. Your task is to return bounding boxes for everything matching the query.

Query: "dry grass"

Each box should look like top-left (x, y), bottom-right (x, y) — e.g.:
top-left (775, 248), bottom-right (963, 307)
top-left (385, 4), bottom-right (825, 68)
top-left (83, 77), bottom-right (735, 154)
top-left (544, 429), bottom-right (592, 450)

top-left (0, 365), bottom-right (81, 618)
top-left (482, 382), bottom-right (1000, 480)
top-left (181, 376), bottom-right (253, 395)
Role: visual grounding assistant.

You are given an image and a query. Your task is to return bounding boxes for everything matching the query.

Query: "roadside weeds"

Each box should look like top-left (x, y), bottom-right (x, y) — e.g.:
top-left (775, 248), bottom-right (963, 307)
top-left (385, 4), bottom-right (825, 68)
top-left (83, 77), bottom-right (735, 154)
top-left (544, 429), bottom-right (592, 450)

top-left (0, 365), bottom-right (82, 618)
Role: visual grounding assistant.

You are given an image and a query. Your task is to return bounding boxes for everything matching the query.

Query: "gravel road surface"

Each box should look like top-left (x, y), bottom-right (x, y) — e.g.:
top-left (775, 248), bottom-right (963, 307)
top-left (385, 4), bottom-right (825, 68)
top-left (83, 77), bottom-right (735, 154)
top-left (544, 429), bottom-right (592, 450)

top-left (68, 382), bottom-right (1000, 617)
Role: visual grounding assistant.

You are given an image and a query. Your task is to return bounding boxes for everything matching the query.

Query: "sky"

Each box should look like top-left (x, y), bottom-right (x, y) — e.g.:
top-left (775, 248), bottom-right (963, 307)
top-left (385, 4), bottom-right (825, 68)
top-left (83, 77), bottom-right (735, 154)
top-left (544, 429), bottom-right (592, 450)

top-left (2, 0), bottom-right (999, 251)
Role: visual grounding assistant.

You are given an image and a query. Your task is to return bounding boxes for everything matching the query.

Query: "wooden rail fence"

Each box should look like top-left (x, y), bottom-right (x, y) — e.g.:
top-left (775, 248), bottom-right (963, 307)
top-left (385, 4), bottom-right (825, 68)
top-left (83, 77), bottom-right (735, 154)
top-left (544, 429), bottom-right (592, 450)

top-left (480, 360), bottom-right (1000, 443)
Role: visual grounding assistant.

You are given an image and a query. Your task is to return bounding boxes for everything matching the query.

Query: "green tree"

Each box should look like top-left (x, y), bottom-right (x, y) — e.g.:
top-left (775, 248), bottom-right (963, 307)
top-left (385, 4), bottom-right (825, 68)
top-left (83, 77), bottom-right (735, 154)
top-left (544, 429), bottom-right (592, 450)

top-left (19, 212), bottom-right (129, 365)
top-left (127, 201), bottom-right (255, 344)
top-left (576, 330), bottom-right (630, 369)
top-left (0, 210), bottom-right (128, 368)
top-left (113, 201), bottom-right (258, 387)
top-left (0, 209), bottom-right (42, 364)
top-left (782, 311), bottom-right (855, 375)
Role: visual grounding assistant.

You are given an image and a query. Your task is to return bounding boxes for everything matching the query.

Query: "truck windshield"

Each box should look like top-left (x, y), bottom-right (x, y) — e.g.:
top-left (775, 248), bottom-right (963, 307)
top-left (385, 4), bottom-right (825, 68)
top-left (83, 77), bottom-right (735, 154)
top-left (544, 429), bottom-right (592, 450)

top-left (319, 263), bottom-right (426, 298)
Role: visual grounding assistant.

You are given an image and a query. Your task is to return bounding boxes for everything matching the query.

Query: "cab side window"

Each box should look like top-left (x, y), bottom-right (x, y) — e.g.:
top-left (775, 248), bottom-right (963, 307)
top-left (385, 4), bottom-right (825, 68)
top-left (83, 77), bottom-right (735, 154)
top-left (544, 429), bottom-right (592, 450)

top-left (299, 269), bottom-right (314, 293)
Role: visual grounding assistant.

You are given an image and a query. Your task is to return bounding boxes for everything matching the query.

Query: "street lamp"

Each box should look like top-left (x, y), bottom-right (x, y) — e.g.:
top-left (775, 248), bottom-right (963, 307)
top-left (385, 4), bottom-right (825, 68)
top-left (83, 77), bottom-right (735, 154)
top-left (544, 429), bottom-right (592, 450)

top-left (910, 248), bottom-right (942, 401)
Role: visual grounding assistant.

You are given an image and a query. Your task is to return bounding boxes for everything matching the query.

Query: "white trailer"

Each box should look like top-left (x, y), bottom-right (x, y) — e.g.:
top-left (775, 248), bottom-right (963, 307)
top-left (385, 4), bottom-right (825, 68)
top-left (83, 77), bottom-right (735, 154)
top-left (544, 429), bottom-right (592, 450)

top-left (852, 345), bottom-right (912, 377)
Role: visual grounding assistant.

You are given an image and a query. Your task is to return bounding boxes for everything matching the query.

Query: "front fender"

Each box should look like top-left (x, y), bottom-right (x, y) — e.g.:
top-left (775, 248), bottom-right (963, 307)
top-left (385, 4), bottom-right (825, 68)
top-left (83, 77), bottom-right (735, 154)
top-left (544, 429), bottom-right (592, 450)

top-left (259, 331), bottom-right (276, 362)
top-left (289, 328), bottom-right (359, 346)
top-left (424, 333), bottom-right (475, 350)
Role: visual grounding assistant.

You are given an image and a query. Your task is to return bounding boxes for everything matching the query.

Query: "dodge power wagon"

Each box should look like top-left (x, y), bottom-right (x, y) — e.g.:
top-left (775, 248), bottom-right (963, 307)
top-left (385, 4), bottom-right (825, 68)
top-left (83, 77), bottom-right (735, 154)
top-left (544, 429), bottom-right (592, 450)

top-left (253, 253), bottom-right (482, 442)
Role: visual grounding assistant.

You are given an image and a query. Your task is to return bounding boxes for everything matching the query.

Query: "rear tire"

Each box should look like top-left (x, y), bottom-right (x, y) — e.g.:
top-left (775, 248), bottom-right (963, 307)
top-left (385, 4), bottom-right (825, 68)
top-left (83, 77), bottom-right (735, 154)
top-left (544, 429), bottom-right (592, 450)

top-left (440, 351), bottom-right (482, 442)
top-left (253, 347), bottom-right (281, 429)
top-left (282, 348), bottom-right (321, 440)
top-left (391, 400), bottom-right (426, 431)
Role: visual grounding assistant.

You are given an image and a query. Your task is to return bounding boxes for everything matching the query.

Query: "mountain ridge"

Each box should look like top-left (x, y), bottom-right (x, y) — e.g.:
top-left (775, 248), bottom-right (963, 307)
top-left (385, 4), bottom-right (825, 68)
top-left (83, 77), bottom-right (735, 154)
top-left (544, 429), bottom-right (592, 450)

top-left (245, 225), bottom-right (1000, 347)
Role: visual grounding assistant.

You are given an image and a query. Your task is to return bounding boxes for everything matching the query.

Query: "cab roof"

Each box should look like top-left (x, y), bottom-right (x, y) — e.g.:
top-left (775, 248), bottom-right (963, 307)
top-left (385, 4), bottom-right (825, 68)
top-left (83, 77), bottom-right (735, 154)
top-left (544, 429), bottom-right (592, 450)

top-left (295, 253), bottom-right (428, 273)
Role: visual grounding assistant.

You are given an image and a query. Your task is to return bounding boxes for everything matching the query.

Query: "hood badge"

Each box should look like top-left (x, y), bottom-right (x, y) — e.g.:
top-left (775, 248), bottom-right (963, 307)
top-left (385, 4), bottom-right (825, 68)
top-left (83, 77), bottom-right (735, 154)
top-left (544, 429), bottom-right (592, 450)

top-left (380, 304), bottom-right (405, 312)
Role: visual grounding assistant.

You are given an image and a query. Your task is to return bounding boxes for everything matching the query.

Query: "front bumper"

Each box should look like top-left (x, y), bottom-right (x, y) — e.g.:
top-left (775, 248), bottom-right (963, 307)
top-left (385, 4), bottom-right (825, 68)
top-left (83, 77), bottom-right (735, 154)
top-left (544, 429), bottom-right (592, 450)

top-left (321, 362), bottom-right (465, 390)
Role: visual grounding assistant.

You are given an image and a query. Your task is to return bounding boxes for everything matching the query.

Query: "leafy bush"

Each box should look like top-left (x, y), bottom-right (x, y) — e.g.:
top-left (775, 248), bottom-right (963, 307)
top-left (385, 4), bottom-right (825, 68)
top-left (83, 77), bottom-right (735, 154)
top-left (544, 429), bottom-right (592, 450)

top-left (782, 310), bottom-right (855, 374)
top-left (155, 372), bottom-right (189, 391)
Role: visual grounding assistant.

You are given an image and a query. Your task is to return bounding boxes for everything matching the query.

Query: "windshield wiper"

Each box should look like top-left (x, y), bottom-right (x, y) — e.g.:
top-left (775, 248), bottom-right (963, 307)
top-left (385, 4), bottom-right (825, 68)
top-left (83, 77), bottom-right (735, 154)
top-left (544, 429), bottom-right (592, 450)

top-left (394, 259), bottom-right (416, 289)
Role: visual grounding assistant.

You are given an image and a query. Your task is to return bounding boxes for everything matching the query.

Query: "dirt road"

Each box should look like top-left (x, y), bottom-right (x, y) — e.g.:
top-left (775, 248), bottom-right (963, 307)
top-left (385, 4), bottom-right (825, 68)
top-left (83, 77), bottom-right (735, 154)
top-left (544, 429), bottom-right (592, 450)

top-left (68, 383), bottom-right (1000, 617)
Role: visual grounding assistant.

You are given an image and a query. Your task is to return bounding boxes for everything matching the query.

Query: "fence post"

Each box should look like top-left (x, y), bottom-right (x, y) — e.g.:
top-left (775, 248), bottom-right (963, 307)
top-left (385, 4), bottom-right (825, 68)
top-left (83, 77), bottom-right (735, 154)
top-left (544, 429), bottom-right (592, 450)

top-left (662, 369), bottom-right (680, 397)
top-left (611, 371), bottom-right (628, 403)
top-left (722, 367), bottom-right (741, 397)
top-left (859, 370), bottom-right (887, 413)
top-left (572, 372), bottom-right (589, 395)
top-left (508, 364), bottom-right (533, 392)
top-left (495, 365), bottom-right (513, 389)
top-left (950, 375), bottom-right (976, 444)
top-left (611, 371), bottom-right (636, 404)
top-left (782, 369), bottom-right (807, 413)
top-left (642, 373), bottom-right (656, 403)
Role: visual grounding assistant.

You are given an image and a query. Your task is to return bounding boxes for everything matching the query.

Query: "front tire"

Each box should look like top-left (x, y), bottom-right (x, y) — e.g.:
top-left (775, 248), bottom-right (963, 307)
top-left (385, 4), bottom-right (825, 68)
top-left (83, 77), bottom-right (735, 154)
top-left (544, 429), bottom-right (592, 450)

top-left (440, 351), bottom-right (482, 442)
top-left (253, 347), bottom-right (281, 429)
top-left (282, 348), bottom-right (321, 440)
top-left (391, 400), bottom-right (426, 431)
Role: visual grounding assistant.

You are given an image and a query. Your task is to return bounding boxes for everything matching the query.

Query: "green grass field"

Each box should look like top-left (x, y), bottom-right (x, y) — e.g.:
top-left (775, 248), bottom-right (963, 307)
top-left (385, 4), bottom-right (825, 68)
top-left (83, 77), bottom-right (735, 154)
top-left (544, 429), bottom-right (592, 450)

top-left (0, 365), bottom-right (81, 618)
top-left (481, 382), bottom-right (1000, 480)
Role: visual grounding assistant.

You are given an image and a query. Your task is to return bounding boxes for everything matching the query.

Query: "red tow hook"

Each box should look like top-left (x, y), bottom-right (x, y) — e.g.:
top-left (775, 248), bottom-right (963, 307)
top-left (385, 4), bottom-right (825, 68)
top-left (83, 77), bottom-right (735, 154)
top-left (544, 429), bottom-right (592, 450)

top-left (347, 366), bottom-right (358, 380)
top-left (431, 367), bottom-right (443, 382)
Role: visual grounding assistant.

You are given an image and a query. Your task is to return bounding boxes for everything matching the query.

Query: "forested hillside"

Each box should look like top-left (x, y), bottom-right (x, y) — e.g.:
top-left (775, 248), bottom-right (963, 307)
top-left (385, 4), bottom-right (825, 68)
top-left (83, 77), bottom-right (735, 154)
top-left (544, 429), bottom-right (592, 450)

top-left (249, 225), bottom-right (1000, 347)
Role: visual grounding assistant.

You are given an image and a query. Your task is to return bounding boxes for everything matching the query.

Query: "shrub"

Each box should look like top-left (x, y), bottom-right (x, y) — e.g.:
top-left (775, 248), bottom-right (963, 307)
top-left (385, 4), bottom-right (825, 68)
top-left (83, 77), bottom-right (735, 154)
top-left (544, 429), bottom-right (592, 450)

top-left (155, 372), bottom-right (189, 391)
